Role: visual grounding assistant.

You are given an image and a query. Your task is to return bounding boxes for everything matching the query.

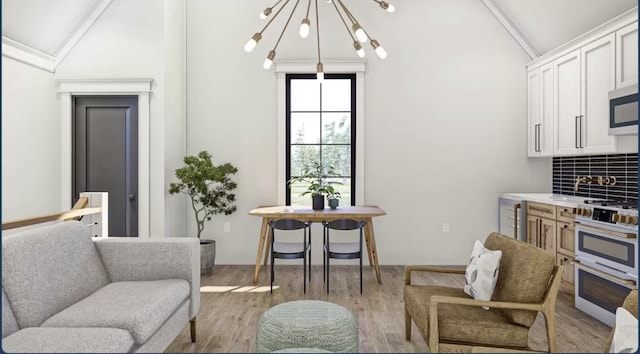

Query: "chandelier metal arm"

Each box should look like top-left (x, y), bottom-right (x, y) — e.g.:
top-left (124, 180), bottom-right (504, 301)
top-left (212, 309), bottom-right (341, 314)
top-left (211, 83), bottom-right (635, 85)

top-left (258, 0), bottom-right (291, 35)
top-left (273, 0), bottom-right (302, 50)
top-left (330, 0), bottom-right (357, 42)
top-left (304, 0), bottom-right (312, 19)
top-left (315, 0), bottom-right (321, 63)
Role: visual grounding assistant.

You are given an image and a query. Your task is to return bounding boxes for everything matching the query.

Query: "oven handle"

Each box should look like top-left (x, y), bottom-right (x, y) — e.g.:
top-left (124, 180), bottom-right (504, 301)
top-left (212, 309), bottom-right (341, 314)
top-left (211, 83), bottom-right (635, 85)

top-left (573, 260), bottom-right (637, 287)
top-left (576, 223), bottom-right (637, 239)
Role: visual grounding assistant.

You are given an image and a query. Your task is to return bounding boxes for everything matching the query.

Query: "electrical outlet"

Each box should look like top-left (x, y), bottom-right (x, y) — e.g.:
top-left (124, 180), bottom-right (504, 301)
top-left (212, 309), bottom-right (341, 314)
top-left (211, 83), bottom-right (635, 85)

top-left (443, 223), bottom-right (450, 233)
top-left (224, 222), bottom-right (231, 232)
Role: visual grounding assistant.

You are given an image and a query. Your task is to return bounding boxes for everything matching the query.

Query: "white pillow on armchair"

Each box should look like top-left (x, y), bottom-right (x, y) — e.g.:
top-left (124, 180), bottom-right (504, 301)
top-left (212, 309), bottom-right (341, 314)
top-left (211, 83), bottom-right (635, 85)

top-left (463, 240), bottom-right (502, 308)
top-left (610, 307), bottom-right (639, 353)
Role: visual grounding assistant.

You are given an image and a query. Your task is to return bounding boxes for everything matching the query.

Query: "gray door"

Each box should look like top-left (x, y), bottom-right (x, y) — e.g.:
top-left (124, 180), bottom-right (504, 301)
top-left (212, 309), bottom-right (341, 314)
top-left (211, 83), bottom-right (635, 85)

top-left (73, 96), bottom-right (138, 237)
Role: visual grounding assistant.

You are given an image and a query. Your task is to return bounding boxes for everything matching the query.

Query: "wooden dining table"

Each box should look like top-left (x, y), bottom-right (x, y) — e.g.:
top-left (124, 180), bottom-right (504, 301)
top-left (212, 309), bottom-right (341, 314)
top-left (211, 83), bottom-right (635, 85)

top-left (248, 205), bottom-right (387, 285)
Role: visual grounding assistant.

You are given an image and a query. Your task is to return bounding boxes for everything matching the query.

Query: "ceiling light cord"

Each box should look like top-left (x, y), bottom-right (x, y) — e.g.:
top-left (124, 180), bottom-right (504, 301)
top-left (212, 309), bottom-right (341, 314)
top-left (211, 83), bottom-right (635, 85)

top-left (330, 0), bottom-right (364, 57)
top-left (244, 0), bottom-right (291, 52)
top-left (315, 0), bottom-right (324, 82)
top-left (264, 0), bottom-right (302, 69)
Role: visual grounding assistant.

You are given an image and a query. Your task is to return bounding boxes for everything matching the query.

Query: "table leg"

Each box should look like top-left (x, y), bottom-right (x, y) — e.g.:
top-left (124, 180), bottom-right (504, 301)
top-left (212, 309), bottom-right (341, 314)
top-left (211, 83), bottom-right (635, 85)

top-left (253, 218), bottom-right (269, 284)
top-left (365, 218), bottom-right (382, 284)
top-left (363, 220), bottom-right (373, 267)
top-left (263, 226), bottom-right (272, 266)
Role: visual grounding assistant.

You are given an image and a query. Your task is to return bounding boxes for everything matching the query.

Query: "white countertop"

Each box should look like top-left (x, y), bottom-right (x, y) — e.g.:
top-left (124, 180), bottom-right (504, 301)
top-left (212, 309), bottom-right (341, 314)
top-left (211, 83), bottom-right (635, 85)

top-left (501, 193), bottom-right (591, 208)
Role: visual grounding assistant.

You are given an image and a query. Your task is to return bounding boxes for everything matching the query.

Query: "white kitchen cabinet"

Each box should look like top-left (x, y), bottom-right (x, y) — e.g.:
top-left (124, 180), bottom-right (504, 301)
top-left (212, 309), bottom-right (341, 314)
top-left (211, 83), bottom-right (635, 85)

top-left (527, 64), bottom-right (554, 157)
top-left (553, 34), bottom-right (616, 156)
top-left (616, 22), bottom-right (638, 89)
top-left (580, 34), bottom-right (616, 154)
top-left (553, 49), bottom-right (581, 155)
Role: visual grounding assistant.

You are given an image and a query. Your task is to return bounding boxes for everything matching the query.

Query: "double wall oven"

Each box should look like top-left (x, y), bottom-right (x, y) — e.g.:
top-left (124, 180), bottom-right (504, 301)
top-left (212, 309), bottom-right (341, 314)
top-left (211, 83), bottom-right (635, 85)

top-left (574, 200), bottom-right (638, 326)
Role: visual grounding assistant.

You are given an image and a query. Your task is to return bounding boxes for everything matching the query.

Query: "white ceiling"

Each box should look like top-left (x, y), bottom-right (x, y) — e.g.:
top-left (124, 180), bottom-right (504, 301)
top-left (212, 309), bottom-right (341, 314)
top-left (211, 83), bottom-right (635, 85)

top-left (2, 0), bottom-right (100, 55)
top-left (1, 0), bottom-right (638, 58)
top-left (494, 0), bottom-right (638, 54)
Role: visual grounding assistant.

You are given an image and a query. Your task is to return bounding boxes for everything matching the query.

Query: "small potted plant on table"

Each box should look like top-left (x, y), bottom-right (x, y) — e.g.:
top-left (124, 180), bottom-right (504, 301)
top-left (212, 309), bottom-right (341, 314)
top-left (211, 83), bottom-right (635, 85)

top-left (288, 160), bottom-right (341, 210)
top-left (169, 151), bottom-right (238, 274)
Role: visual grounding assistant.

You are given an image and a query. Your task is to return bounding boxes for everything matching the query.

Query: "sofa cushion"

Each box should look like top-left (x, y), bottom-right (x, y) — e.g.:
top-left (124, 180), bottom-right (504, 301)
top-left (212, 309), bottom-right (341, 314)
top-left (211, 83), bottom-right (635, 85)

top-left (1, 327), bottom-right (134, 353)
top-left (2, 288), bottom-right (19, 338)
top-left (484, 232), bottom-right (555, 328)
top-left (42, 280), bottom-right (190, 344)
top-left (2, 221), bottom-right (109, 328)
top-left (404, 284), bottom-right (529, 348)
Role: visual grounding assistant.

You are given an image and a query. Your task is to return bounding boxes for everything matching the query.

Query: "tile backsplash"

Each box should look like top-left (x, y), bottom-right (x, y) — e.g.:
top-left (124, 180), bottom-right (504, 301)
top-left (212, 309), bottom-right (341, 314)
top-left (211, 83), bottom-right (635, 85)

top-left (553, 154), bottom-right (638, 201)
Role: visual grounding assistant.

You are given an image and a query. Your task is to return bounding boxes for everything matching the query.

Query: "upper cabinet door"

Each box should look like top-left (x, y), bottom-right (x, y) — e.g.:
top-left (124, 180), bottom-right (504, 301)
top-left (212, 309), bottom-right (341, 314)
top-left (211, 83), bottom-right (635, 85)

top-left (553, 49), bottom-right (581, 156)
top-left (539, 63), bottom-right (554, 156)
top-left (616, 22), bottom-right (638, 89)
top-left (580, 33), bottom-right (616, 154)
top-left (527, 69), bottom-right (541, 157)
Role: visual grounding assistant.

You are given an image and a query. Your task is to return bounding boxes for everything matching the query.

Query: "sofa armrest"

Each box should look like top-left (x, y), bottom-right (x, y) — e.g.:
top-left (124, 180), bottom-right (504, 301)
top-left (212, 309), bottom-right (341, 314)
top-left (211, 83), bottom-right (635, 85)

top-left (93, 237), bottom-right (200, 319)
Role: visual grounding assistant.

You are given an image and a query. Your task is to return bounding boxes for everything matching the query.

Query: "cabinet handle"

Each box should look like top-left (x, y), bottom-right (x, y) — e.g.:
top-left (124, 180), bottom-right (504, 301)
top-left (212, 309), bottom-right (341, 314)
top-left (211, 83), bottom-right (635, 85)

top-left (575, 116), bottom-right (580, 149)
top-left (579, 115), bottom-right (584, 148)
top-left (537, 124), bottom-right (542, 152)
top-left (513, 203), bottom-right (520, 240)
top-left (530, 206), bottom-right (553, 214)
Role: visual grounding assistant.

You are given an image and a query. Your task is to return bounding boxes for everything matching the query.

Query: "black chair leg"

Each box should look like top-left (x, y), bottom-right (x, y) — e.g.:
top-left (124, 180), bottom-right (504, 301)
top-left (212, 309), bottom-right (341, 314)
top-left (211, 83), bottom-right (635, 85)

top-left (270, 254), bottom-right (274, 294)
top-left (360, 253), bottom-right (363, 294)
top-left (303, 254), bottom-right (307, 294)
top-left (326, 250), bottom-right (330, 294)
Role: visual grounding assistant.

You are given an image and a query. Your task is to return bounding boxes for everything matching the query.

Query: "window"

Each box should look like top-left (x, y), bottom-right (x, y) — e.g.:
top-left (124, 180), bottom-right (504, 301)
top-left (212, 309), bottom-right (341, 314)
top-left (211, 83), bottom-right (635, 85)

top-left (285, 73), bottom-right (356, 207)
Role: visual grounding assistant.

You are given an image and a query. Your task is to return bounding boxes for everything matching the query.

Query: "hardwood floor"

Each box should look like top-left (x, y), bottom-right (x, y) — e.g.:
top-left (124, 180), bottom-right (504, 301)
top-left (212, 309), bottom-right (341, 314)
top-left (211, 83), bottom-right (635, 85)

top-left (165, 265), bottom-right (611, 353)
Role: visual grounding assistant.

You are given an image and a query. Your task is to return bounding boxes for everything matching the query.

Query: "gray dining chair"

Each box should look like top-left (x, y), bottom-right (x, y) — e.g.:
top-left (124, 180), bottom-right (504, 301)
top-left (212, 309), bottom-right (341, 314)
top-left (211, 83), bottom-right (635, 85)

top-left (268, 219), bottom-right (312, 294)
top-left (322, 219), bottom-right (366, 294)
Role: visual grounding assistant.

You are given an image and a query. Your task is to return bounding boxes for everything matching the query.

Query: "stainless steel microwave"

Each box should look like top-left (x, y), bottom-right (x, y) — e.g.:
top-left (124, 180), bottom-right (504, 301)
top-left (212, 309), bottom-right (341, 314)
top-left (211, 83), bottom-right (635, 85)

top-left (609, 84), bottom-right (638, 135)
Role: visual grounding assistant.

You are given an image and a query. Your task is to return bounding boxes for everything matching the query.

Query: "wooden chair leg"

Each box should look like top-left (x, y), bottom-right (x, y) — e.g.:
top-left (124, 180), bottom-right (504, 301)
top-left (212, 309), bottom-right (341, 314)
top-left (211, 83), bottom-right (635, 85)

top-left (190, 318), bottom-right (196, 342)
top-left (544, 311), bottom-right (557, 352)
top-left (404, 306), bottom-right (411, 340)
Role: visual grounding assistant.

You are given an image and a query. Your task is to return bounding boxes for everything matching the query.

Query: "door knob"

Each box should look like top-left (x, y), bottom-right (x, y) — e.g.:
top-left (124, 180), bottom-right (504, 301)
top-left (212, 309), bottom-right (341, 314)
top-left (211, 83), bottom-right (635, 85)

top-left (129, 193), bottom-right (136, 201)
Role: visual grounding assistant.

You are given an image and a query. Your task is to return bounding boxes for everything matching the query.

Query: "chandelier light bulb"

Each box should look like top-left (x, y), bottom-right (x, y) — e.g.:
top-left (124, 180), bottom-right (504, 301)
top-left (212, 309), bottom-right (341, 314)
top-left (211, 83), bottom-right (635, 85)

top-left (244, 33), bottom-right (262, 52)
top-left (259, 7), bottom-right (272, 19)
top-left (353, 42), bottom-right (365, 58)
top-left (316, 63), bottom-right (324, 82)
top-left (380, 1), bottom-right (395, 13)
top-left (371, 40), bottom-right (387, 59)
top-left (263, 50), bottom-right (276, 70)
top-left (299, 19), bottom-right (310, 38)
top-left (353, 23), bottom-right (368, 43)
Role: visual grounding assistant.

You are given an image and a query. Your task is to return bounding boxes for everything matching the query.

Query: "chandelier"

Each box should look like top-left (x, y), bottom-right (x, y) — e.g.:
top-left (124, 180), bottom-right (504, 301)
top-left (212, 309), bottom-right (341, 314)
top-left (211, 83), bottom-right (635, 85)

top-left (244, 0), bottom-right (395, 80)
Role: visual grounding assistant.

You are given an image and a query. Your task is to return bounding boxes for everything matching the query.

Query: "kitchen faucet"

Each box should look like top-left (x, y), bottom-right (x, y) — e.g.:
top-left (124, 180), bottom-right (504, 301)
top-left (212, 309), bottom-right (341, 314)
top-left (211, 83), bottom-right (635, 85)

top-left (574, 176), bottom-right (592, 191)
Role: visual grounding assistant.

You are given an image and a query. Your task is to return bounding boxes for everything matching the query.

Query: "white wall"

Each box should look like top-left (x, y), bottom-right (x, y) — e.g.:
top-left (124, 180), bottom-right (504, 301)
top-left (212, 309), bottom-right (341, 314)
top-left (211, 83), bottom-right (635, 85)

top-left (55, 0), bottom-right (187, 237)
top-left (186, 0), bottom-right (552, 265)
top-left (163, 0), bottom-right (187, 237)
top-left (1, 57), bottom-right (60, 220)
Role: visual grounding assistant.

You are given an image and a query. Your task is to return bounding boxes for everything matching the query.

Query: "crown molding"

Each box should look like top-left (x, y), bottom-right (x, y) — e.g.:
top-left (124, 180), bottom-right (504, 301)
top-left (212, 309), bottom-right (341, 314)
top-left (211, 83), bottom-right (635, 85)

top-left (2, 37), bottom-right (55, 72)
top-left (481, 0), bottom-right (540, 60)
top-left (53, 0), bottom-right (114, 69)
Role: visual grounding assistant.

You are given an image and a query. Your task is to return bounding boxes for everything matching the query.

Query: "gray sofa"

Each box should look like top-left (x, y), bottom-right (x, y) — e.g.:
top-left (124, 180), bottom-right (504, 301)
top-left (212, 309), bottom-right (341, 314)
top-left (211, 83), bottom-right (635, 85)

top-left (1, 221), bottom-right (200, 353)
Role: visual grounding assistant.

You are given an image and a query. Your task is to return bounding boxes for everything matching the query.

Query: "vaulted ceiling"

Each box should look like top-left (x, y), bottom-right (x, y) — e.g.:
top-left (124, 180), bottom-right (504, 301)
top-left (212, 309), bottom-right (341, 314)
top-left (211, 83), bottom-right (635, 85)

top-left (1, 0), bottom-right (638, 59)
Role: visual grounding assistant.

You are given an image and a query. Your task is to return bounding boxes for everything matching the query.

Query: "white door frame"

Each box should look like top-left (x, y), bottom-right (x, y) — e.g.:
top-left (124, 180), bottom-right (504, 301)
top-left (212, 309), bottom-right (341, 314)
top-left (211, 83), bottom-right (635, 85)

top-left (57, 78), bottom-right (152, 237)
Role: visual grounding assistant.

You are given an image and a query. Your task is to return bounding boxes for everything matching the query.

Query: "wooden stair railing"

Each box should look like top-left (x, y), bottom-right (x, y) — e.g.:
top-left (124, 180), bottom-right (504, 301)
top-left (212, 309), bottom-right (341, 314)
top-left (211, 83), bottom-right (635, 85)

top-left (2, 197), bottom-right (101, 231)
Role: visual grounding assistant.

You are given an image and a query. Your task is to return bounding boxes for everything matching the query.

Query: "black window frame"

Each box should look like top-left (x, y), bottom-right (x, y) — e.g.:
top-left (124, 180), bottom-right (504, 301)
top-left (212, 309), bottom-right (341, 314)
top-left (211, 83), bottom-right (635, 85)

top-left (285, 73), bottom-right (357, 206)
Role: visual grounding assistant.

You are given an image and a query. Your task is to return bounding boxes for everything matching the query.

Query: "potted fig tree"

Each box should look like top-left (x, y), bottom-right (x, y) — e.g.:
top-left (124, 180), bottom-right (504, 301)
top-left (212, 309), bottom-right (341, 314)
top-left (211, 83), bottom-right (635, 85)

top-left (288, 159), bottom-right (341, 210)
top-left (169, 150), bottom-right (238, 274)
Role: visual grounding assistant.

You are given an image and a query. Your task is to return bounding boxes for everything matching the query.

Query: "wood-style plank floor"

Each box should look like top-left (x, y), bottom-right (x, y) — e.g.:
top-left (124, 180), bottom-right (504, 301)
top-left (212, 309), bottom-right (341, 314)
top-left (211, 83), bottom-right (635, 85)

top-left (166, 265), bottom-right (611, 353)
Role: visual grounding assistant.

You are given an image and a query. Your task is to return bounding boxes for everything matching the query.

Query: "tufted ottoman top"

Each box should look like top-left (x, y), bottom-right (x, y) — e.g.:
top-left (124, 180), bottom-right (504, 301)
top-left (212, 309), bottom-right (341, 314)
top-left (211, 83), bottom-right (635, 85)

top-left (256, 300), bottom-right (359, 353)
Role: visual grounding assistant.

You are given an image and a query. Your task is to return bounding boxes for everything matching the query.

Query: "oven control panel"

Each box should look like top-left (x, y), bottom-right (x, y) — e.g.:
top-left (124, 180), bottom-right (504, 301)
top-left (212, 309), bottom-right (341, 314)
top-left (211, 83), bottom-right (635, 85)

top-left (592, 208), bottom-right (617, 223)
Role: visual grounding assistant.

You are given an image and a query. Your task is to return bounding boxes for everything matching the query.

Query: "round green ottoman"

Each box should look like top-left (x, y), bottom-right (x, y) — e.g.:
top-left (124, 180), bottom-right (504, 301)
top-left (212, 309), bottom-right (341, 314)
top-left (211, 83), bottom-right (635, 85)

top-left (256, 300), bottom-right (358, 353)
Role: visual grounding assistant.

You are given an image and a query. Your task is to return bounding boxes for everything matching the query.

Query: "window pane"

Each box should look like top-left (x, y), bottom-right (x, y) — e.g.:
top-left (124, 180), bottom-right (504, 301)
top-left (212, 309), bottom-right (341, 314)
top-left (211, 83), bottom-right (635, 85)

top-left (290, 145), bottom-right (320, 177)
top-left (322, 145), bottom-right (351, 178)
top-left (328, 177), bottom-right (352, 206)
top-left (321, 113), bottom-right (351, 144)
top-left (321, 79), bottom-right (351, 111)
top-left (291, 79), bottom-right (320, 111)
top-left (290, 180), bottom-right (312, 207)
top-left (290, 113), bottom-right (320, 144)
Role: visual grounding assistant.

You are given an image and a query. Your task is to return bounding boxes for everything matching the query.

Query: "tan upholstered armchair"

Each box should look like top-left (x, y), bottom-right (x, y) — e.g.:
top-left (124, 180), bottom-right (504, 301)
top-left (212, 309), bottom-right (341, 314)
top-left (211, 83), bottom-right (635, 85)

top-left (404, 232), bottom-right (564, 352)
